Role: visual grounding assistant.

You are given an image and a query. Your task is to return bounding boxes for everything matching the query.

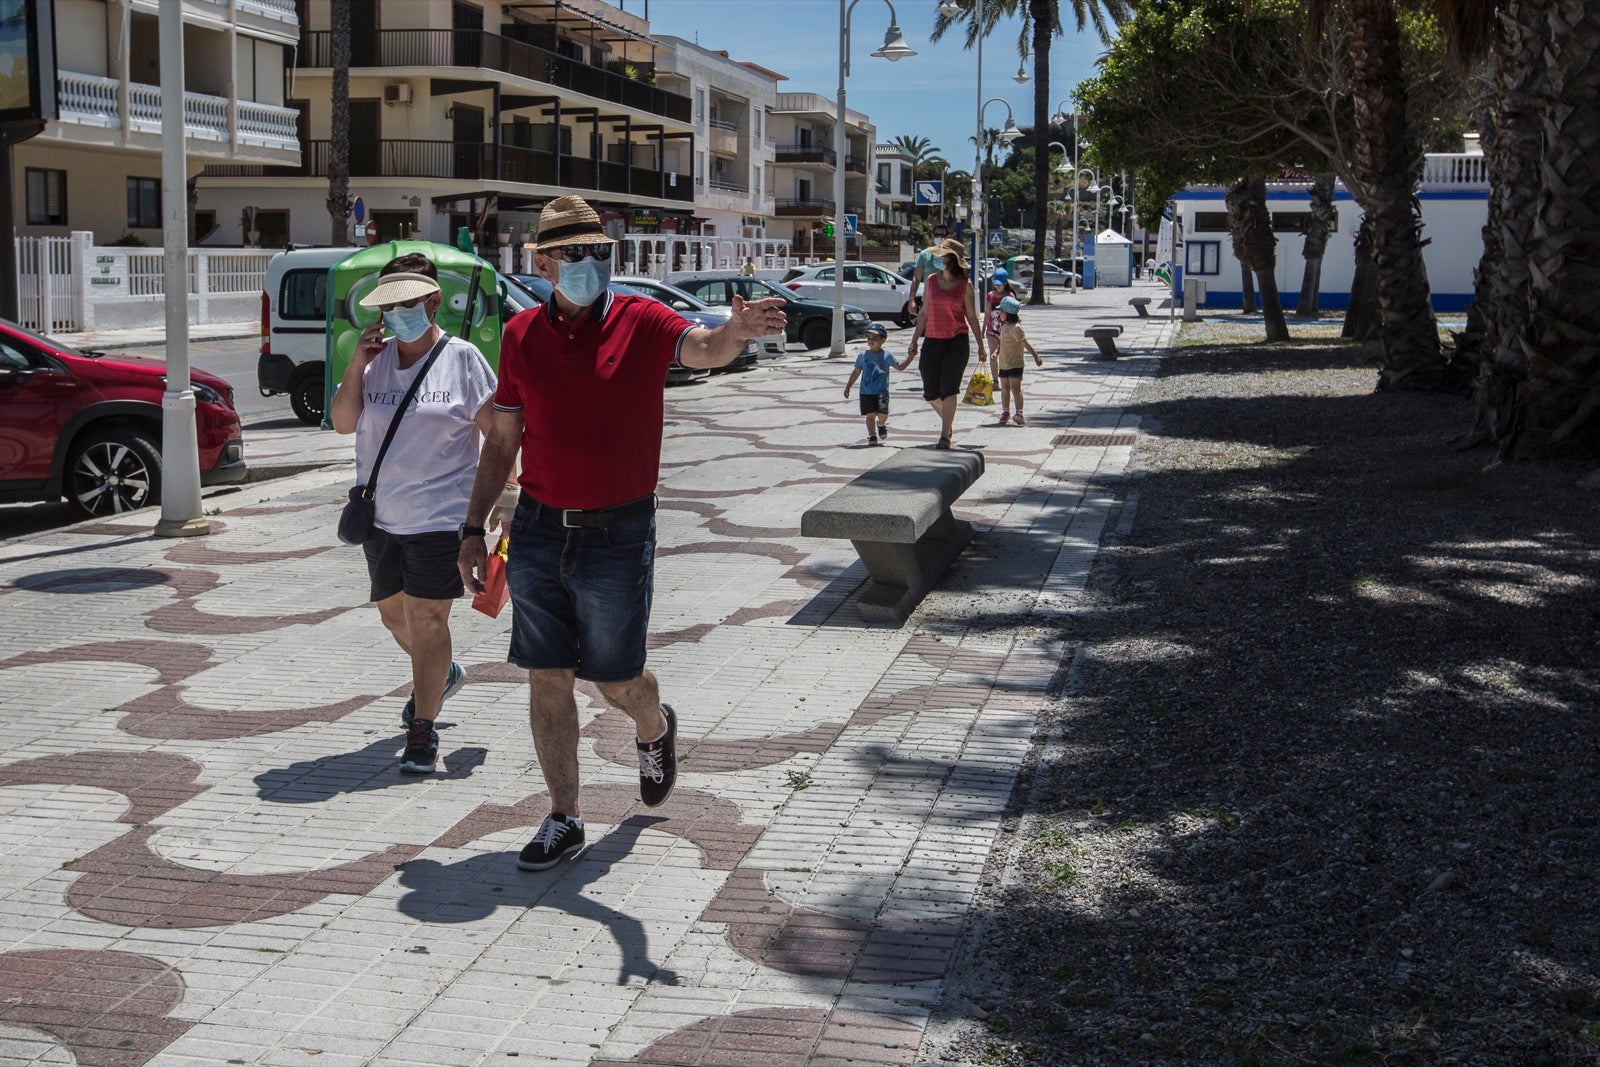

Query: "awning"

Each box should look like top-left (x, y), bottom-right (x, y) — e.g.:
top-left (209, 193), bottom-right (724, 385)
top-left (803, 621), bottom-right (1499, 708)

top-left (503, 1), bottom-right (656, 59)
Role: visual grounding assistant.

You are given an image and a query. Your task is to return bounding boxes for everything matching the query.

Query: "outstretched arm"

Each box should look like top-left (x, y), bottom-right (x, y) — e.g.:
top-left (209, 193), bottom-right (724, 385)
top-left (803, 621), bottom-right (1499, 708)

top-left (678, 295), bottom-right (788, 368)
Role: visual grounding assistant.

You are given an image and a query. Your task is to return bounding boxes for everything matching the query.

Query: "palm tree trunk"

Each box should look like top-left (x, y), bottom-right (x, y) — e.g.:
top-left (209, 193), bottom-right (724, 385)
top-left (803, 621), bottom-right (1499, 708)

top-left (1345, 0), bottom-right (1444, 390)
top-left (1296, 175), bottom-right (1336, 317)
top-left (1226, 177), bottom-right (1288, 341)
top-left (1343, 219), bottom-right (1380, 341)
top-left (326, 0), bottom-right (351, 246)
top-left (1028, 0), bottom-right (1055, 306)
top-left (1466, 1), bottom-right (1546, 452)
top-left (1239, 257), bottom-right (1257, 313)
top-left (1504, 0), bottom-right (1600, 454)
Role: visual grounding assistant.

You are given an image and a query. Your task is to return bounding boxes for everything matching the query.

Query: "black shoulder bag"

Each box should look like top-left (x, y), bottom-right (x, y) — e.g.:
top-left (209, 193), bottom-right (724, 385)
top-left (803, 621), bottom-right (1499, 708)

top-left (337, 333), bottom-right (451, 546)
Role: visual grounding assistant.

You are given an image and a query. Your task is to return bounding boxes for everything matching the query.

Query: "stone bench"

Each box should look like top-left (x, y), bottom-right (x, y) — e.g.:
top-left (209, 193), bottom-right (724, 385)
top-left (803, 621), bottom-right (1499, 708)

top-left (1129, 296), bottom-right (1152, 317)
top-left (1086, 324), bottom-right (1124, 360)
top-left (800, 449), bottom-right (985, 625)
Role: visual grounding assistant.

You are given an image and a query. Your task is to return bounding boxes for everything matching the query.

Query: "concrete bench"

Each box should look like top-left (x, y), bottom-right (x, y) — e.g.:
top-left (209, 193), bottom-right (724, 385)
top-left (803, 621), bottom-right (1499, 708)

top-left (1086, 324), bottom-right (1124, 360)
top-left (800, 449), bottom-right (985, 625)
top-left (1129, 296), bottom-right (1151, 317)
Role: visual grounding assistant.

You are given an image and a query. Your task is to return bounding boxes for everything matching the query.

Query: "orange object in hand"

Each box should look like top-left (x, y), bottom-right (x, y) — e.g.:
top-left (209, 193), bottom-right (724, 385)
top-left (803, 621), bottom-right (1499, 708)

top-left (472, 536), bottom-right (510, 618)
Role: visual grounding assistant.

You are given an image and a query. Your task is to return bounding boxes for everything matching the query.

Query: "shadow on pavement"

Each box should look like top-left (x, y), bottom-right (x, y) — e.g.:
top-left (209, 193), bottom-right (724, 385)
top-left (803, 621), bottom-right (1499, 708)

top-left (253, 731), bottom-right (487, 801)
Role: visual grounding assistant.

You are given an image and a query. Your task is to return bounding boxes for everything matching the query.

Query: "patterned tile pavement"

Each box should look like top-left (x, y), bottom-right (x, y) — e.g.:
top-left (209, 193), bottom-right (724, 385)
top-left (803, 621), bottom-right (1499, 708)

top-left (0, 285), bottom-right (1177, 1066)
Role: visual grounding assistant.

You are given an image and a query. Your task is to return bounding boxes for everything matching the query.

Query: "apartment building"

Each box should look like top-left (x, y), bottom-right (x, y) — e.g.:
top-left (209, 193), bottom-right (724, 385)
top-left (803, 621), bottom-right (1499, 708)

top-left (198, 0), bottom-right (697, 250)
top-left (872, 141), bottom-right (913, 243)
top-left (649, 36), bottom-right (779, 257)
top-left (12, 0), bottom-right (301, 243)
top-left (769, 91), bottom-right (875, 259)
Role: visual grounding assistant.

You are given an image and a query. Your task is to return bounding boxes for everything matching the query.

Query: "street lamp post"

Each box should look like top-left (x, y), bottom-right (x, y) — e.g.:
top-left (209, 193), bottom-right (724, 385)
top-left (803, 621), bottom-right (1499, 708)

top-left (976, 97), bottom-right (1022, 270)
top-left (832, 0), bottom-right (915, 356)
top-left (1062, 165), bottom-right (1099, 293)
top-left (1050, 100), bottom-right (1083, 291)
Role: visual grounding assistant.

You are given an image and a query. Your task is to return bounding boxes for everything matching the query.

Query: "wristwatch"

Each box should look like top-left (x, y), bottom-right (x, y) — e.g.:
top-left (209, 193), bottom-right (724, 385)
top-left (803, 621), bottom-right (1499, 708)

top-left (458, 522), bottom-right (487, 541)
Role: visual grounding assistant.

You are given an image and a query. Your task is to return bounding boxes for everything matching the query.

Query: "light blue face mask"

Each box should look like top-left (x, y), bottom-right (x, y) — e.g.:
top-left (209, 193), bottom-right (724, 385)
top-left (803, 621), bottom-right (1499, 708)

top-left (382, 302), bottom-right (433, 343)
top-left (556, 257), bottom-right (611, 307)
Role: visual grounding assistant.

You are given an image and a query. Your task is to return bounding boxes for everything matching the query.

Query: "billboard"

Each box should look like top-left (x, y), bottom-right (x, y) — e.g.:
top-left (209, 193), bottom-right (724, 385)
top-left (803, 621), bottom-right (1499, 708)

top-left (0, 0), bottom-right (57, 128)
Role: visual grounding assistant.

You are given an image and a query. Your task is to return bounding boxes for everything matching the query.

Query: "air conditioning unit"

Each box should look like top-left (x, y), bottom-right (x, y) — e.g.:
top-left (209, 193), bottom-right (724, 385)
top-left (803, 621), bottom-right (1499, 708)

top-left (383, 83), bottom-right (412, 105)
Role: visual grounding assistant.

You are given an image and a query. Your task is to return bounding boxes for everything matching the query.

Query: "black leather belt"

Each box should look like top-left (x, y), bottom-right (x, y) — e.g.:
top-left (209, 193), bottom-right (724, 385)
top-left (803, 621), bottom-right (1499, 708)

top-left (520, 490), bottom-right (657, 529)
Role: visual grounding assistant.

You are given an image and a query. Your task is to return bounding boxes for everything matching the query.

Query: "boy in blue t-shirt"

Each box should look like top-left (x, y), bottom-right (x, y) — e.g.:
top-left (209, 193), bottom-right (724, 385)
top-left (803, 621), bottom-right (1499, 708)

top-left (843, 323), bottom-right (913, 446)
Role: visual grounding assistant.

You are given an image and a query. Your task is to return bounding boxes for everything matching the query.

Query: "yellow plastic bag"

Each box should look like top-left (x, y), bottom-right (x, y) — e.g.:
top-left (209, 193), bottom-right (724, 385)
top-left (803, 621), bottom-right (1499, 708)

top-left (962, 370), bottom-right (995, 406)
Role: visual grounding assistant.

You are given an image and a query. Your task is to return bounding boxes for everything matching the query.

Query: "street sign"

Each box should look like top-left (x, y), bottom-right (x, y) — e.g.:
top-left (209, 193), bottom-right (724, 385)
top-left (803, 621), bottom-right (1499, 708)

top-left (914, 180), bottom-right (942, 206)
top-left (988, 230), bottom-right (1004, 248)
top-left (352, 196), bottom-right (365, 224)
top-left (844, 213), bottom-right (858, 238)
top-left (362, 220), bottom-right (378, 246)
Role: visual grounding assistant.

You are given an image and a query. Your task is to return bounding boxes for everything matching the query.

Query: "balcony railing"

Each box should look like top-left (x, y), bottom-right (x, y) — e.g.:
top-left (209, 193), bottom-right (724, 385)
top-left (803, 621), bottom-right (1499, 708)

top-left (55, 70), bottom-right (297, 152)
top-left (707, 115), bottom-right (738, 131)
top-left (1421, 152), bottom-right (1488, 187)
top-left (202, 139), bottom-right (692, 202)
top-left (775, 144), bottom-right (836, 166)
top-left (845, 154), bottom-right (867, 174)
top-left (301, 29), bottom-right (691, 124)
top-left (708, 176), bottom-right (748, 193)
top-left (775, 198), bottom-right (834, 217)
top-left (236, 0), bottom-right (297, 20)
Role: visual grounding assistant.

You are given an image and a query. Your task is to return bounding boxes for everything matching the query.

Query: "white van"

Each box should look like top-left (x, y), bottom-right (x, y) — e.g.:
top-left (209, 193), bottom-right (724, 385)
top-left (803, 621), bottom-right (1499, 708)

top-left (258, 246), bottom-right (541, 425)
top-left (258, 247), bottom-right (350, 425)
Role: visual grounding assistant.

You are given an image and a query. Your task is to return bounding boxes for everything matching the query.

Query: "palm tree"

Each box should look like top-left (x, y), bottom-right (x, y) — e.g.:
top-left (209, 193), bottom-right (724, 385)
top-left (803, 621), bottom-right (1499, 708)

top-left (326, 0), bottom-right (351, 246)
top-left (933, 0), bottom-right (1131, 305)
top-left (889, 134), bottom-right (943, 179)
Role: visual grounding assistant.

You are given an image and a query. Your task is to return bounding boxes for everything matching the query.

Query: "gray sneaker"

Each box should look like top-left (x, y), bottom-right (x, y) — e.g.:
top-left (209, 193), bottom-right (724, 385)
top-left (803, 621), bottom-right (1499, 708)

top-left (401, 661), bottom-right (467, 726)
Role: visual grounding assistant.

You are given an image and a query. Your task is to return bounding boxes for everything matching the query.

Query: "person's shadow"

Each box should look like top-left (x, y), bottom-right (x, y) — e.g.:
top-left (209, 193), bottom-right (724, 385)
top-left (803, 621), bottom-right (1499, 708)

top-left (253, 729), bottom-right (487, 803)
top-left (395, 815), bottom-right (681, 988)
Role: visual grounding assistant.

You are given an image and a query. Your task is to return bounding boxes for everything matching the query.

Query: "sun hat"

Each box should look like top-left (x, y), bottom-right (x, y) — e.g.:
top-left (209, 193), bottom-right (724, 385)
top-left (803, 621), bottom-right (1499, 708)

top-left (992, 267), bottom-right (1008, 283)
top-left (998, 295), bottom-right (1021, 314)
top-left (357, 271), bottom-right (441, 309)
top-left (534, 194), bottom-right (616, 252)
top-left (925, 236), bottom-right (968, 269)
top-left (864, 322), bottom-right (889, 337)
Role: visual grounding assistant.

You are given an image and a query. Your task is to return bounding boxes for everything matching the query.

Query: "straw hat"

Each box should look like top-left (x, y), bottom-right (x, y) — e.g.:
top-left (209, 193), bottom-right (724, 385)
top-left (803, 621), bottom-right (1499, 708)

top-left (534, 195), bottom-right (616, 252)
top-left (926, 236), bottom-right (968, 269)
top-left (357, 271), bottom-right (440, 308)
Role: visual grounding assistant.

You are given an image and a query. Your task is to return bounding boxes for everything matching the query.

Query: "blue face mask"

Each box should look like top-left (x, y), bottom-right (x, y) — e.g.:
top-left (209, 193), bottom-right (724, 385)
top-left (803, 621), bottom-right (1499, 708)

top-left (557, 257), bottom-right (611, 307)
top-left (382, 302), bottom-right (433, 343)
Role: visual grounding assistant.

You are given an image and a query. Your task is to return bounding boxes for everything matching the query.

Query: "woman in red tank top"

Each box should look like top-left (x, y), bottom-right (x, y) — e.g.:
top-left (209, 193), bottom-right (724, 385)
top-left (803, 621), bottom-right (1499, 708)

top-left (906, 238), bottom-right (986, 448)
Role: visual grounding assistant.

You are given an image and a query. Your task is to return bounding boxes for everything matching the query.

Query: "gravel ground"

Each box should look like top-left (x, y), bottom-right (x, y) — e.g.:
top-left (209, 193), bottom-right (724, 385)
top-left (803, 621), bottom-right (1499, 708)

top-left (929, 322), bottom-right (1600, 1066)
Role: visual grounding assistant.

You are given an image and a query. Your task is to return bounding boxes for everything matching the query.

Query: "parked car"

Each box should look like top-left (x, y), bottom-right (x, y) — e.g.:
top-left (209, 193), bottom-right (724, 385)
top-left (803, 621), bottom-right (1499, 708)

top-left (778, 261), bottom-right (915, 326)
top-left (610, 274), bottom-right (782, 361)
top-left (897, 260), bottom-right (917, 281)
top-left (508, 274), bottom-right (726, 383)
top-left (1010, 259), bottom-right (1079, 289)
top-left (261, 246), bottom-right (542, 425)
top-left (665, 273), bottom-right (872, 350)
top-left (0, 317), bottom-right (246, 518)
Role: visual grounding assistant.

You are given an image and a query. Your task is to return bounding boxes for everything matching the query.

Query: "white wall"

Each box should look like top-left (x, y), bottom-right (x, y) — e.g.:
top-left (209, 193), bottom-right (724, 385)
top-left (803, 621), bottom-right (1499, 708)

top-left (56, 0), bottom-right (109, 76)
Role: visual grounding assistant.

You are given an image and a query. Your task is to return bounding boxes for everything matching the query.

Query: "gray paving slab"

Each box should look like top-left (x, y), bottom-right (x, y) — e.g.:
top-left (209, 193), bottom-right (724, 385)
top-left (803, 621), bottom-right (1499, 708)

top-left (0, 282), bottom-right (1175, 1065)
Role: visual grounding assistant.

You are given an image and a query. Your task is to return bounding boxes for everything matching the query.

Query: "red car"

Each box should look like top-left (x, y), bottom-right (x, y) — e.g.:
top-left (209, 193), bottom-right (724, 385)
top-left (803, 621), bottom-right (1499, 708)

top-left (0, 319), bottom-right (246, 518)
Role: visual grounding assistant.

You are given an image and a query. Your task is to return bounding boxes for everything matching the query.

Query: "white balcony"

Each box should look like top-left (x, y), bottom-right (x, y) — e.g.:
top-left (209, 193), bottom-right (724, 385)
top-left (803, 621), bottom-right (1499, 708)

top-left (53, 69), bottom-right (299, 159)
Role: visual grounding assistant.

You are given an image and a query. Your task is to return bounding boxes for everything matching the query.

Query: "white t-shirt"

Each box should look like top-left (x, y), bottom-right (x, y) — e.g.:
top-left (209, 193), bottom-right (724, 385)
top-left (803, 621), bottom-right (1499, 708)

top-left (354, 335), bottom-right (497, 536)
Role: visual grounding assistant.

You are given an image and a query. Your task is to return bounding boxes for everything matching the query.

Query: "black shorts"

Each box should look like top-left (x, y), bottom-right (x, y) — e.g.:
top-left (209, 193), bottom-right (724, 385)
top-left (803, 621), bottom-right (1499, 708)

top-left (919, 334), bottom-right (971, 401)
top-left (858, 392), bottom-right (890, 416)
top-left (996, 366), bottom-right (1023, 380)
top-left (364, 528), bottom-right (465, 602)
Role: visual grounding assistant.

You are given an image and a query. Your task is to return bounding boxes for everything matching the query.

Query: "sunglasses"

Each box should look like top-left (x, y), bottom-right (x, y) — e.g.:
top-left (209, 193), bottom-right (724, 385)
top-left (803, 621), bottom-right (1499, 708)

top-left (377, 296), bottom-right (427, 313)
top-left (552, 242), bottom-right (611, 264)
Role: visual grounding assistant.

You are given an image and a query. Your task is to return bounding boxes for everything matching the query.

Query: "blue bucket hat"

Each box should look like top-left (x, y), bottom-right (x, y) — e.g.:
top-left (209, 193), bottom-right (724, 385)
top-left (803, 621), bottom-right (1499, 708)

top-left (998, 296), bottom-right (1021, 314)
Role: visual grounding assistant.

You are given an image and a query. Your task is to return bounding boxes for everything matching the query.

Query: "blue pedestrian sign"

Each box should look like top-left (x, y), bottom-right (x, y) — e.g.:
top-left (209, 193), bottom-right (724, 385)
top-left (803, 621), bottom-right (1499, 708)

top-left (844, 213), bottom-right (858, 238)
top-left (988, 230), bottom-right (1004, 248)
top-left (914, 180), bottom-right (942, 206)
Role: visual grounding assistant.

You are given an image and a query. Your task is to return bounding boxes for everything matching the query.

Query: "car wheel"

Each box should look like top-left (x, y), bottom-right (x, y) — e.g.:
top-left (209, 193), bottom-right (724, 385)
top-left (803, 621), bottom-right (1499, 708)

top-left (67, 427), bottom-right (163, 518)
top-left (801, 318), bottom-right (831, 350)
top-left (897, 302), bottom-right (914, 329)
top-left (290, 370), bottom-right (325, 426)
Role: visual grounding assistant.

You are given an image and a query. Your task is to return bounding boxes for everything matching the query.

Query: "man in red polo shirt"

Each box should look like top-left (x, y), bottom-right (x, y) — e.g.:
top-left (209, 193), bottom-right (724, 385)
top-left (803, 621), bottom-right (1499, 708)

top-left (458, 195), bottom-right (786, 871)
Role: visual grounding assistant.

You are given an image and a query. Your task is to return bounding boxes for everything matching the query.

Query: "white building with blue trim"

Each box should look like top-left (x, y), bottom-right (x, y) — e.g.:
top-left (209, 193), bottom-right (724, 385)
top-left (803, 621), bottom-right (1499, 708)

top-left (1170, 151), bottom-right (1488, 312)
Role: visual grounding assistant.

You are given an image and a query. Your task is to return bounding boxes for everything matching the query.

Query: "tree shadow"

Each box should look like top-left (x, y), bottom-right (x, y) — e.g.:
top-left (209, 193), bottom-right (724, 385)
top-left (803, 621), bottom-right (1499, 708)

top-left (395, 815), bottom-right (681, 987)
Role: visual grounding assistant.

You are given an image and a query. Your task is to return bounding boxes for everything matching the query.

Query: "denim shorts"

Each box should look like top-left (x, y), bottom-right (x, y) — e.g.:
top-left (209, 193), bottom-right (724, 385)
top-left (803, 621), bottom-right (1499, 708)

top-left (364, 528), bottom-right (464, 602)
top-left (505, 501), bottom-right (655, 683)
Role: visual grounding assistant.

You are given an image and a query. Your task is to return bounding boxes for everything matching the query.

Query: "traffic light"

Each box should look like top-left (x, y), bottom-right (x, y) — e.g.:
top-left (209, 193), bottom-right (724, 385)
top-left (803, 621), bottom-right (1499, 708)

top-left (823, 222), bottom-right (835, 239)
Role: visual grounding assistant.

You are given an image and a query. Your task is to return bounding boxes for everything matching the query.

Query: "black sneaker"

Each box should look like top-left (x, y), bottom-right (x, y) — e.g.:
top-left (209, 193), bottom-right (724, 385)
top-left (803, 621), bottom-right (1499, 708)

top-left (879, 424), bottom-right (889, 440)
top-left (399, 719), bottom-right (438, 775)
top-left (517, 814), bottom-right (585, 871)
top-left (636, 704), bottom-right (678, 807)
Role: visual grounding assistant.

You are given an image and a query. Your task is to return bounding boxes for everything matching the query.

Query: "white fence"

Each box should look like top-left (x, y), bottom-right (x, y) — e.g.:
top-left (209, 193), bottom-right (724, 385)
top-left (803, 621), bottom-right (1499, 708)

top-left (13, 232), bottom-right (275, 333)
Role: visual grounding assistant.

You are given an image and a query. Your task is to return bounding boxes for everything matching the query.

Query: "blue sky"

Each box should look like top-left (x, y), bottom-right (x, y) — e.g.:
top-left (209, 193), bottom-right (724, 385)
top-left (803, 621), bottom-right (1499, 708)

top-left (626, 0), bottom-right (1115, 170)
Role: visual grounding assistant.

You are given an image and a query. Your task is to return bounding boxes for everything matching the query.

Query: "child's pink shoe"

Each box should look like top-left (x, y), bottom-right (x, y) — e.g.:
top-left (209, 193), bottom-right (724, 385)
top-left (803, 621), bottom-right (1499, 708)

top-left (999, 410), bottom-right (1011, 426)
top-left (1013, 412), bottom-right (1026, 427)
